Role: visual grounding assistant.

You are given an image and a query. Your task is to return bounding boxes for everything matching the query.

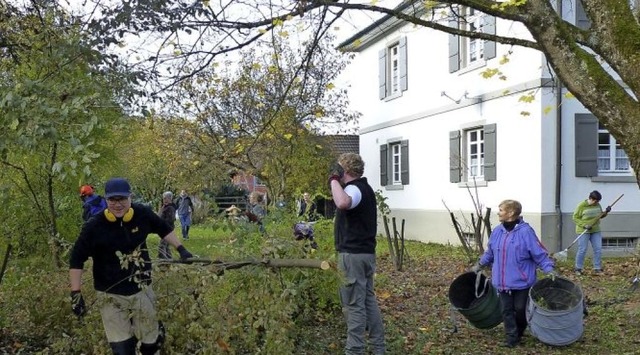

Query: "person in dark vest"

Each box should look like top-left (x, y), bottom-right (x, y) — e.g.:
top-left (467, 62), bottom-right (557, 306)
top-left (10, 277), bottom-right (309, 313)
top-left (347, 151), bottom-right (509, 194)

top-left (69, 178), bottom-right (193, 355)
top-left (80, 185), bottom-right (107, 221)
top-left (329, 153), bottom-right (385, 355)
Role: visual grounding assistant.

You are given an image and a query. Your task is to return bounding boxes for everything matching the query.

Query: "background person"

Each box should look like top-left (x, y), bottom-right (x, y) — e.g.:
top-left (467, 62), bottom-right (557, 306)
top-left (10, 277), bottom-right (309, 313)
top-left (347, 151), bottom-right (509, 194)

top-left (572, 190), bottom-right (611, 275)
top-left (471, 199), bottom-right (555, 348)
top-left (157, 191), bottom-right (176, 260)
top-left (69, 177), bottom-right (193, 355)
top-left (297, 192), bottom-right (317, 221)
top-left (329, 153), bottom-right (385, 355)
top-left (80, 184), bottom-right (107, 222)
top-left (176, 189), bottom-right (194, 240)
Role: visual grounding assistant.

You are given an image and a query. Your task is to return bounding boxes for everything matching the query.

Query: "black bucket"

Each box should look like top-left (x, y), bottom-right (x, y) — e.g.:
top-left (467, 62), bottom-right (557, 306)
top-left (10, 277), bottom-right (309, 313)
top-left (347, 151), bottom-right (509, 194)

top-left (448, 272), bottom-right (502, 329)
top-left (527, 277), bottom-right (584, 346)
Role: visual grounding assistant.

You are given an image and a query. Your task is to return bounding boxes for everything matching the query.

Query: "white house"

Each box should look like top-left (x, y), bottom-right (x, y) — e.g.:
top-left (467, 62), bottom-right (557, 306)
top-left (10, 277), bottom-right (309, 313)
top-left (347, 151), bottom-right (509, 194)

top-left (337, 0), bottom-right (640, 254)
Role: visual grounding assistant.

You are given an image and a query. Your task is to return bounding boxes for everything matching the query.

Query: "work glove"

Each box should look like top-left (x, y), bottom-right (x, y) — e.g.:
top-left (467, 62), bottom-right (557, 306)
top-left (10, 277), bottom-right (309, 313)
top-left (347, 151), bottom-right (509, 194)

top-left (470, 263), bottom-right (482, 273)
top-left (70, 290), bottom-right (86, 317)
top-left (177, 245), bottom-right (193, 260)
top-left (605, 206), bottom-right (612, 213)
top-left (546, 270), bottom-right (558, 281)
top-left (584, 224), bottom-right (592, 230)
top-left (328, 162), bottom-right (345, 186)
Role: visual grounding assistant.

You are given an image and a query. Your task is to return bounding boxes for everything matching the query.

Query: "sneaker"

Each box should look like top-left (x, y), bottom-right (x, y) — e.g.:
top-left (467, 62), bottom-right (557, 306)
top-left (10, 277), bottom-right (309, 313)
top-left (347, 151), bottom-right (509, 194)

top-left (594, 269), bottom-right (603, 274)
top-left (575, 268), bottom-right (583, 276)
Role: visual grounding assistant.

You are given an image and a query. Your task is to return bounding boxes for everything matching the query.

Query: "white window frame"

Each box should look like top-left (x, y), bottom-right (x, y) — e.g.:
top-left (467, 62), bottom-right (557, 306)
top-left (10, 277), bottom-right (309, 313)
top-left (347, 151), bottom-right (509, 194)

top-left (460, 7), bottom-right (485, 69)
top-left (597, 123), bottom-right (631, 174)
top-left (390, 142), bottom-right (402, 185)
top-left (388, 43), bottom-right (400, 96)
top-left (466, 127), bottom-right (484, 180)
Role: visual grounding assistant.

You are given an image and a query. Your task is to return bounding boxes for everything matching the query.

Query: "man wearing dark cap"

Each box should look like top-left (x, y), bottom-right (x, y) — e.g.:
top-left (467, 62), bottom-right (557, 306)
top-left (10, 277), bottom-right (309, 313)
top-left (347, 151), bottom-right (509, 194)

top-left (69, 177), bottom-right (193, 354)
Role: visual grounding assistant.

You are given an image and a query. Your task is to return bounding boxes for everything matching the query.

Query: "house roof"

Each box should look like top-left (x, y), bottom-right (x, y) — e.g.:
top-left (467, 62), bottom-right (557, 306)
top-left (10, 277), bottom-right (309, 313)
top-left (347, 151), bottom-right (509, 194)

top-left (337, 1), bottom-right (426, 52)
top-left (325, 135), bottom-right (360, 155)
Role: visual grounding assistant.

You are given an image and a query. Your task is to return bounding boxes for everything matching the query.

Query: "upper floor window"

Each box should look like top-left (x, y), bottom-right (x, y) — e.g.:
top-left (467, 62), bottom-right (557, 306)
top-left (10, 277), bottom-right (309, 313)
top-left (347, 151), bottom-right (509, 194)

top-left (380, 139), bottom-right (410, 188)
top-left (461, 8), bottom-right (484, 67)
top-left (378, 36), bottom-right (408, 100)
top-left (598, 122), bottom-right (630, 173)
top-left (450, 124), bottom-right (497, 183)
top-left (448, 8), bottom-right (496, 73)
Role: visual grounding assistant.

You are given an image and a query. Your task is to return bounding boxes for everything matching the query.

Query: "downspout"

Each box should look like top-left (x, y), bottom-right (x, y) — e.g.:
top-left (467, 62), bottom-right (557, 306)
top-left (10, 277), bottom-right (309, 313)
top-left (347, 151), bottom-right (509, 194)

top-left (554, 0), bottom-right (563, 252)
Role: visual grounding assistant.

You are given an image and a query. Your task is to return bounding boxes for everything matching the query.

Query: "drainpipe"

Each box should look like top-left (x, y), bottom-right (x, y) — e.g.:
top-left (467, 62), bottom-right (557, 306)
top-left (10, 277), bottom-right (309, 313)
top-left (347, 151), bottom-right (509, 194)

top-left (554, 0), bottom-right (563, 252)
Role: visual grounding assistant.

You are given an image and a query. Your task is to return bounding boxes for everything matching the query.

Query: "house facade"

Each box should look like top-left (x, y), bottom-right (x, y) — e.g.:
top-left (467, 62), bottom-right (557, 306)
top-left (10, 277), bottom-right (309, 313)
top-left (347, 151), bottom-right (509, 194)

top-left (338, 1), bottom-right (640, 254)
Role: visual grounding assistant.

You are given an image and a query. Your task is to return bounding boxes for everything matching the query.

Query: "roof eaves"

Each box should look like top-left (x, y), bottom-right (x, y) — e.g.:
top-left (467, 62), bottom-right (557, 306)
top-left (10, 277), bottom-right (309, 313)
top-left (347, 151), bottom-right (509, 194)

top-left (337, 0), bottom-right (427, 53)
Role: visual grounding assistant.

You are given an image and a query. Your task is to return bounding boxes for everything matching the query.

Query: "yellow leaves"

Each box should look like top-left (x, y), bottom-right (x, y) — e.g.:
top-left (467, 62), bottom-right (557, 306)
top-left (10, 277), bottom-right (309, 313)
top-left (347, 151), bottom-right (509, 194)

top-left (272, 18), bottom-right (284, 27)
top-left (278, 30), bottom-right (289, 38)
top-left (283, 133), bottom-right (293, 140)
top-left (518, 92), bottom-right (536, 103)
top-left (256, 102), bottom-right (265, 108)
top-left (499, 55), bottom-right (510, 65)
top-left (232, 123), bottom-right (241, 130)
top-left (543, 105), bottom-right (553, 115)
top-left (258, 28), bottom-right (267, 34)
top-left (502, 89), bottom-right (511, 95)
top-left (326, 82), bottom-right (335, 90)
top-left (193, 160), bottom-right (200, 166)
top-left (480, 68), bottom-right (500, 79)
top-left (564, 92), bottom-right (575, 99)
top-left (173, 49), bottom-right (182, 56)
top-left (202, 0), bottom-right (210, 7)
top-left (378, 290), bottom-right (391, 299)
top-left (370, 0), bottom-right (378, 4)
top-left (422, 0), bottom-right (438, 9)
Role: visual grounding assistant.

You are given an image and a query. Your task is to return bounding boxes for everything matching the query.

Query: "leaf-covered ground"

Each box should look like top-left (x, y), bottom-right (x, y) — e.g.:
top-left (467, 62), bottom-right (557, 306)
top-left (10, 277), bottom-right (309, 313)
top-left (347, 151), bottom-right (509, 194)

top-left (297, 245), bottom-right (640, 354)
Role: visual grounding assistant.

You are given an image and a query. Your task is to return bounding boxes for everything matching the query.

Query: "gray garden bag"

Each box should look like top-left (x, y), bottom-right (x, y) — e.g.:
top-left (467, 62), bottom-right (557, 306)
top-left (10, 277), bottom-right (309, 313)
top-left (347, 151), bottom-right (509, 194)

top-left (526, 276), bottom-right (584, 346)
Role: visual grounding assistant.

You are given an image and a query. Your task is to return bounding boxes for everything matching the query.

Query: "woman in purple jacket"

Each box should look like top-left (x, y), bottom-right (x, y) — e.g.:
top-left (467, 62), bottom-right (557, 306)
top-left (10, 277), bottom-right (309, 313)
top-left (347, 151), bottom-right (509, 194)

top-left (472, 199), bottom-right (556, 348)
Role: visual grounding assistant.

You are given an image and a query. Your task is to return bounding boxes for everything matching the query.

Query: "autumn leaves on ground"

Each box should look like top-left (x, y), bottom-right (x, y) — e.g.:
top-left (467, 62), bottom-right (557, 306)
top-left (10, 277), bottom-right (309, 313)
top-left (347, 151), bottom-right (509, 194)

top-left (1, 226), bottom-right (640, 354)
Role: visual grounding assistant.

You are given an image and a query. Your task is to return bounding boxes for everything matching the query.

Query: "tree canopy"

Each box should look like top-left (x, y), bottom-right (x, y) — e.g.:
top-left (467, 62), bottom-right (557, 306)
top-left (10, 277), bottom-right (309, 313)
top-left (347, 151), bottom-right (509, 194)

top-left (57, 0), bottom-right (640, 186)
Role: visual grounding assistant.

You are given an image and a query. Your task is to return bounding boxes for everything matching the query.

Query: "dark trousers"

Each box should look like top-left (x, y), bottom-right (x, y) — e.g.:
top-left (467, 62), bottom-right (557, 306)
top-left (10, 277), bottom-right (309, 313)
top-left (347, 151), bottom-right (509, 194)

top-left (498, 288), bottom-right (529, 344)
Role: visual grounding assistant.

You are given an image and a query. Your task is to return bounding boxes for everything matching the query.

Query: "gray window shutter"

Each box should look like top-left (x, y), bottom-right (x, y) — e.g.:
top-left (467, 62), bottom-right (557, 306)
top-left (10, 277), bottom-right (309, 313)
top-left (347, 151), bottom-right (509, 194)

top-left (576, 0), bottom-right (591, 30)
top-left (484, 15), bottom-right (496, 60)
top-left (378, 49), bottom-right (387, 100)
top-left (575, 113), bottom-right (598, 177)
top-left (401, 140), bottom-right (410, 185)
top-left (448, 19), bottom-right (460, 73)
top-left (449, 131), bottom-right (461, 183)
top-left (380, 144), bottom-right (388, 186)
top-left (399, 36), bottom-right (408, 92)
top-left (484, 123), bottom-right (497, 181)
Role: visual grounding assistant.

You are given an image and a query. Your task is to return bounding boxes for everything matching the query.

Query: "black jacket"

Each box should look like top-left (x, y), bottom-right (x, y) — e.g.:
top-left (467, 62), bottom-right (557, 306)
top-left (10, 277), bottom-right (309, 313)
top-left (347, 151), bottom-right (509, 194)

top-left (70, 203), bottom-right (173, 295)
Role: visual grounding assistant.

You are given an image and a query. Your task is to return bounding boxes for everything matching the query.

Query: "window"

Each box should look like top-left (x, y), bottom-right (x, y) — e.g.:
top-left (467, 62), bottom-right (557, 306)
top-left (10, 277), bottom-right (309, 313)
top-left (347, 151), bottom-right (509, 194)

top-left (461, 8), bottom-right (484, 67)
top-left (598, 122), bottom-right (630, 173)
top-left (450, 124), bottom-right (496, 183)
top-left (448, 8), bottom-right (496, 73)
top-left (467, 128), bottom-right (484, 179)
top-left (602, 237), bottom-right (636, 250)
top-left (575, 114), bottom-right (633, 178)
top-left (380, 140), bottom-right (409, 187)
top-left (378, 37), bottom-right (408, 100)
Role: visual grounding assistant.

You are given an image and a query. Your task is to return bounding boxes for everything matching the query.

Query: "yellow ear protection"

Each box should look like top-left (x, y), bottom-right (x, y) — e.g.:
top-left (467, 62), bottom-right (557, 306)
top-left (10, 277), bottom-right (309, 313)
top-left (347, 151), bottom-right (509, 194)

top-left (104, 208), bottom-right (134, 222)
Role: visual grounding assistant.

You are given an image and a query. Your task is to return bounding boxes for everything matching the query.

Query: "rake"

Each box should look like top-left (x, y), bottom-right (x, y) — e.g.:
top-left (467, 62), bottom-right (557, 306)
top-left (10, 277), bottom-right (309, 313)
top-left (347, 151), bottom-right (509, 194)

top-left (554, 194), bottom-right (624, 262)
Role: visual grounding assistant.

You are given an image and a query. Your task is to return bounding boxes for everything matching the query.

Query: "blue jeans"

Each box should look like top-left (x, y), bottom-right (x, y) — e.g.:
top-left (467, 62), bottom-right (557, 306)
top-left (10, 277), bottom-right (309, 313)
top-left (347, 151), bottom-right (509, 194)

top-left (338, 253), bottom-right (385, 355)
top-left (179, 214), bottom-right (191, 239)
top-left (575, 231), bottom-right (602, 270)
